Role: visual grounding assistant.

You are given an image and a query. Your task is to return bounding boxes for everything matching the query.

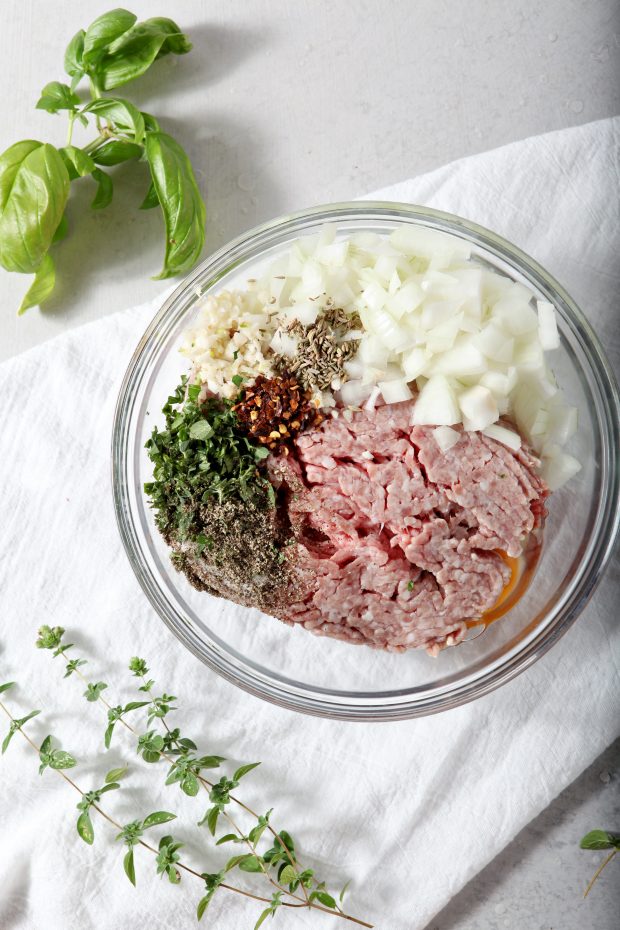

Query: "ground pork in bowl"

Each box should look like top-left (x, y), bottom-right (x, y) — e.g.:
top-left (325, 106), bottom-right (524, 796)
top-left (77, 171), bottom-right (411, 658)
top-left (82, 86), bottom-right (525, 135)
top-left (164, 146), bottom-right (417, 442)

top-left (112, 203), bottom-right (620, 720)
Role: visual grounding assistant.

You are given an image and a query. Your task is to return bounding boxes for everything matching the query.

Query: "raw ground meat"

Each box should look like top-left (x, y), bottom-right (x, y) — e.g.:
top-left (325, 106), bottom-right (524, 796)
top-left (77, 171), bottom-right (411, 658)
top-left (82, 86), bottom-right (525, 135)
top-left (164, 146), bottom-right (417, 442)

top-left (267, 400), bottom-right (547, 653)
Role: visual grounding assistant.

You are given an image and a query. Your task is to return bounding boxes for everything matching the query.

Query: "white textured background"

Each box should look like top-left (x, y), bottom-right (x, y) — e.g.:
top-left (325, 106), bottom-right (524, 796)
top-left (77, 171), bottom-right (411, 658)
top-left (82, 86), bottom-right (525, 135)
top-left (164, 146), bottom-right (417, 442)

top-left (0, 2), bottom-right (619, 928)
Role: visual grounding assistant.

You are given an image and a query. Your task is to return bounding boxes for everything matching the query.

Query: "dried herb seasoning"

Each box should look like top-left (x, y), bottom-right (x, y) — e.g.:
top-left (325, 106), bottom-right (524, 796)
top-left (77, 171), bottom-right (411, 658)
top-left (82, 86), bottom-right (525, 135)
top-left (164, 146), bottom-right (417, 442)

top-left (275, 306), bottom-right (361, 392)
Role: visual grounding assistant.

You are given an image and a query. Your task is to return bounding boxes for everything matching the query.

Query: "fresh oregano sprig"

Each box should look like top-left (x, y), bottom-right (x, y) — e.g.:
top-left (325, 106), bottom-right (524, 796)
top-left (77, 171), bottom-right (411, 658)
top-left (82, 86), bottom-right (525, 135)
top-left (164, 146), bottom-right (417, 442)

top-left (35, 626), bottom-right (370, 928)
top-left (0, 688), bottom-right (279, 913)
top-left (580, 829), bottom-right (620, 897)
top-left (0, 8), bottom-right (206, 314)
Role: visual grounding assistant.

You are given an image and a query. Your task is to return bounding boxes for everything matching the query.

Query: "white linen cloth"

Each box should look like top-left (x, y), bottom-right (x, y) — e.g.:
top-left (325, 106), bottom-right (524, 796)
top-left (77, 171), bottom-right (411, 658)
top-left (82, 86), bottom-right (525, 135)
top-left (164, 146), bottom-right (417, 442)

top-left (0, 117), bottom-right (618, 930)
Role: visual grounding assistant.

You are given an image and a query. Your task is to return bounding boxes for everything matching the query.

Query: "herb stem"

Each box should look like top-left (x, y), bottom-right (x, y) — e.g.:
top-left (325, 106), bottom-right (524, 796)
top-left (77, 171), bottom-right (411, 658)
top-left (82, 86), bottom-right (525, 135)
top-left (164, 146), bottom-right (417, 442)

top-left (584, 849), bottom-right (617, 898)
top-left (66, 111), bottom-right (76, 147)
top-left (36, 646), bottom-right (372, 927)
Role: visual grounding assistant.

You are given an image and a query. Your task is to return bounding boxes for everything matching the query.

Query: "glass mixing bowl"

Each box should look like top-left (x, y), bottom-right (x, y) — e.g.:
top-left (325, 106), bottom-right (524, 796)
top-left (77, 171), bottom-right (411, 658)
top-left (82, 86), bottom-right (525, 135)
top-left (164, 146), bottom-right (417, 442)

top-left (112, 203), bottom-right (620, 720)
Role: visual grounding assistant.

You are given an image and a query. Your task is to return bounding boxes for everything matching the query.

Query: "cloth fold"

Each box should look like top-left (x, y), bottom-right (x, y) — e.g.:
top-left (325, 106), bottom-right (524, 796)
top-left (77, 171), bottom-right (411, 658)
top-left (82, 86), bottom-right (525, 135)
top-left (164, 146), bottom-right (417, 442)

top-left (0, 117), bottom-right (618, 930)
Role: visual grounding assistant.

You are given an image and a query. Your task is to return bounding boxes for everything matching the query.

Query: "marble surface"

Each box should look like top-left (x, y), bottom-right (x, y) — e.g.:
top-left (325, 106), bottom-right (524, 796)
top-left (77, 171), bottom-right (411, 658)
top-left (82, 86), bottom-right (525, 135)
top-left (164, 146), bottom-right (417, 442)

top-left (0, 2), bottom-right (619, 928)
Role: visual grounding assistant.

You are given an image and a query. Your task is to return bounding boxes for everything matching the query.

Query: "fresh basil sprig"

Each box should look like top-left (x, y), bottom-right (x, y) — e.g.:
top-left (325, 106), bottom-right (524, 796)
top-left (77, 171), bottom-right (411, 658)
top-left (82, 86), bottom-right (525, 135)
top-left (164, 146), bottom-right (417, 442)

top-left (0, 8), bottom-right (205, 314)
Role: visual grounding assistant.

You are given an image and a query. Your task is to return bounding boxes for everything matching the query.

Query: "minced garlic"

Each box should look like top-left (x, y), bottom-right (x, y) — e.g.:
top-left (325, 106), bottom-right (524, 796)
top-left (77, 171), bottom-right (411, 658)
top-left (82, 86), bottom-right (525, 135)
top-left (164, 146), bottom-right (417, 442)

top-left (180, 289), bottom-right (277, 398)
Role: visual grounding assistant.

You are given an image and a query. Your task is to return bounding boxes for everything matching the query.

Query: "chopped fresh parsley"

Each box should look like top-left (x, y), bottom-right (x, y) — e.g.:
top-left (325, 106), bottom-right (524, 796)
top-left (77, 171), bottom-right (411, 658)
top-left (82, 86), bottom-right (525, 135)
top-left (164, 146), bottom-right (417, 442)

top-left (144, 377), bottom-right (274, 541)
top-left (407, 580), bottom-right (415, 591)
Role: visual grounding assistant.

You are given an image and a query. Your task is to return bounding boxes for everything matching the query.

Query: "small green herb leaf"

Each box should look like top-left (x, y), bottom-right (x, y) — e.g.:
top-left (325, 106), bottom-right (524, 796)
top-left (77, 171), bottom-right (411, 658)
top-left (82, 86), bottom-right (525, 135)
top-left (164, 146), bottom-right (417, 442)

top-left (143, 811), bottom-right (176, 829)
top-left (82, 9), bottom-right (137, 68)
top-left (279, 864), bottom-right (297, 885)
top-left (226, 854), bottom-right (254, 872)
top-left (82, 97), bottom-right (145, 144)
top-left (581, 830), bottom-right (620, 851)
top-left (91, 167), bottom-right (113, 209)
top-left (189, 420), bottom-right (213, 441)
top-left (139, 180), bottom-right (159, 210)
top-left (90, 139), bottom-right (143, 166)
top-left (123, 847), bottom-right (136, 886)
top-left (238, 855), bottom-right (264, 873)
top-left (84, 681), bottom-right (108, 702)
top-left (77, 810), bottom-right (94, 845)
top-left (52, 214), bottom-right (69, 244)
top-left (64, 29), bottom-right (85, 82)
top-left (35, 625), bottom-right (65, 650)
top-left (0, 682), bottom-right (15, 695)
top-left (36, 81), bottom-right (80, 113)
top-left (339, 879), bottom-right (351, 902)
top-left (96, 17), bottom-right (192, 90)
top-left (105, 766), bottom-right (128, 783)
top-left (233, 761), bottom-right (260, 782)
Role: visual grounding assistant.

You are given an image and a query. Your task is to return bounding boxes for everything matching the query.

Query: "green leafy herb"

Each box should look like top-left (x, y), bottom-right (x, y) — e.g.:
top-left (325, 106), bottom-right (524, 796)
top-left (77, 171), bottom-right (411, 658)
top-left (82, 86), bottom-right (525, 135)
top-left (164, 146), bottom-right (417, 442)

top-left (0, 8), bottom-right (204, 313)
top-left (84, 681), bottom-right (108, 702)
top-left (6, 626), bottom-right (373, 928)
top-left (144, 377), bottom-right (274, 544)
top-left (38, 735), bottom-right (77, 774)
top-left (580, 828), bottom-right (620, 897)
top-left (144, 131), bottom-right (205, 278)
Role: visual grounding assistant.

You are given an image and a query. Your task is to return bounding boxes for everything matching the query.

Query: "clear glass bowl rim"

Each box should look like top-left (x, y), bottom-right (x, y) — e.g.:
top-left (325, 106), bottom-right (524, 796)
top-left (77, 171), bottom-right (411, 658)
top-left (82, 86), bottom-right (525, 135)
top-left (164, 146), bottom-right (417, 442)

top-left (112, 201), bottom-right (620, 721)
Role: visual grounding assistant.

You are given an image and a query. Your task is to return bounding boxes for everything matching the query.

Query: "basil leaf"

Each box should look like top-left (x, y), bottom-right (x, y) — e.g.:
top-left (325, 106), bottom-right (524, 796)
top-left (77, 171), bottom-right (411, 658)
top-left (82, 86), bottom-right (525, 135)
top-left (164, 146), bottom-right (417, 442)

top-left (36, 81), bottom-right (80, 114)
top-left (18, 254), bottom-right (56, 315)
top-left (139, 180), bottom-right (159, 210)
top-left (64, 29), bottom-right (85, 83)
top-left (90, 139), bottom-right (143, 166)
top-left (82, 8), bottom-right (137, 67)
top-left (97, 18), bottom-right (192, 90)
top-left (91, 167), bottom-right (113, 210)
top-left (141, 111), bottom-right (160, 133)
top-left (0, 140), bottom-right (42, 206)
top-left (59, 145), bottom-right (96, 180)
top-left (0, 142), bottom-right (70, 274)
top-left (52, 214), bottom-right (69, 244)
top-left (144, 131), bottom-right (206, 279)
top-left (82, 97), bottom-right (145, 144)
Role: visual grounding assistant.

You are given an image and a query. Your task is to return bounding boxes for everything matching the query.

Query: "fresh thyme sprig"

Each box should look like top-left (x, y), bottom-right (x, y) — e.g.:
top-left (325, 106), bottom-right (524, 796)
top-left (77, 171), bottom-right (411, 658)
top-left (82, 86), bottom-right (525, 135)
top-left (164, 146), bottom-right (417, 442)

top-left (34, 625), bottom-right (371, 928)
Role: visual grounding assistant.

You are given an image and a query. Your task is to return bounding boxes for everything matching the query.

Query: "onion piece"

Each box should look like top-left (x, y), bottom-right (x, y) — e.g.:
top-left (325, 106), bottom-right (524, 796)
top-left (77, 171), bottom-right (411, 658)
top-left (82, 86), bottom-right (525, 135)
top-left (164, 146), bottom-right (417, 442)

top-left (340, 379), bottom-right (371, 406)
top-left (379, 379), bottom-right (413, 403)
top-left (433, 425), bottom-right (461, 452)
top-left (364, 385), bottom-right (382, 411)
top-left (541, 449), bottom-right (581, 490)
top-left (482, 423), bottom-right (522, 451)
top-left (412, 375), bottom-right (461, 426)
top-left (537, 299), bottom-right (560, 350)
top-left (459, 385), bottom-right (499, 431)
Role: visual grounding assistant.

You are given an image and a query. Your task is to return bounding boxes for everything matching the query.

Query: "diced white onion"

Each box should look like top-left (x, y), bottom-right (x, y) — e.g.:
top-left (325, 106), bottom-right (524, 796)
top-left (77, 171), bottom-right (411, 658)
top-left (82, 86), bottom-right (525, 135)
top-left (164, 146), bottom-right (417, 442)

top-left (541, 449), bottom-right (581, 491)
top-left (459, 385), bottom-right (499, 431)
top-left (433, 425), bottom-right (461, 452)
top-left (482, 423), bottom-right (522, 451)
top-left (412, 375), bottom-right (461, 426)
top-left (364, 385), bottom-right (382, 411)
top-left (379, 379), bottom-right (413, 404)
top-left (537, 300), bottom-right (560, 350)
top-left (340, 379), bottom-right (371, 406)
top-left (269, 330), bottom-right (298, 357)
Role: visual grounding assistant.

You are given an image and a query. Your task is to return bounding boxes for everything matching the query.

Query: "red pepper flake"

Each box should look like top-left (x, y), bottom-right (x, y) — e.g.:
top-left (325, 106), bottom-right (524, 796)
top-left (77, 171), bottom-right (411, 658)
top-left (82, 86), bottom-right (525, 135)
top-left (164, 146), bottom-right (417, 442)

top-left (233, 374), bottom-right (321, 450)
